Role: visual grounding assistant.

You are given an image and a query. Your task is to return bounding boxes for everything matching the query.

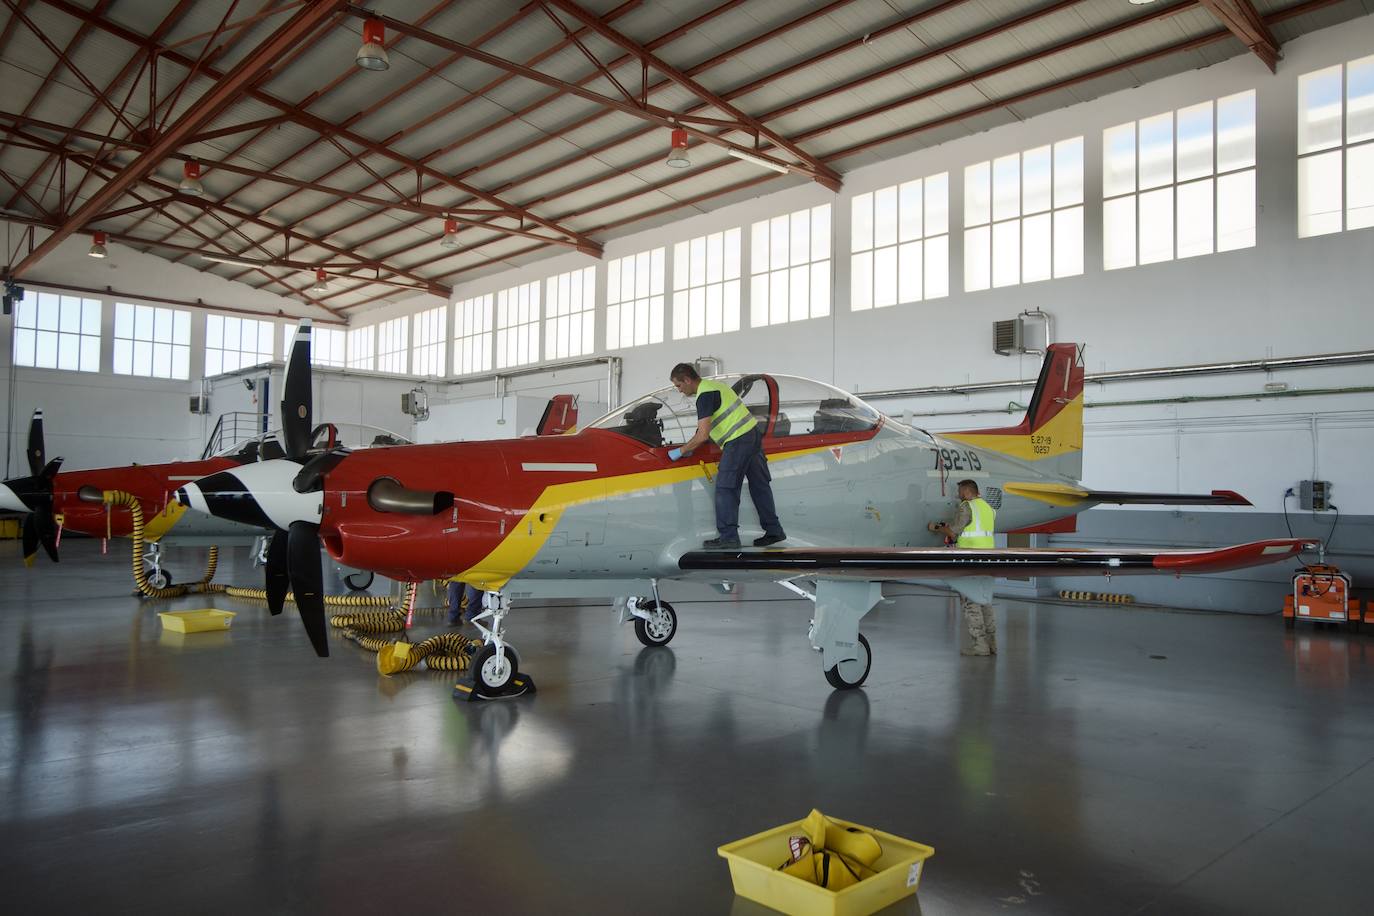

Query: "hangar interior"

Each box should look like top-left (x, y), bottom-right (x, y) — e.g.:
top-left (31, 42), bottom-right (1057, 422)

top-left (1, 1), bottom-right (1372, 914)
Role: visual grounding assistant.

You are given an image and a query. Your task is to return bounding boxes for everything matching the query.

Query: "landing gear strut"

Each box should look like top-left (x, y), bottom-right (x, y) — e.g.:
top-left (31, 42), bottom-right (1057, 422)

top-left (462, 591), bottom-right (531, 698)
top-left (141, 542), bottom-right (172, 591)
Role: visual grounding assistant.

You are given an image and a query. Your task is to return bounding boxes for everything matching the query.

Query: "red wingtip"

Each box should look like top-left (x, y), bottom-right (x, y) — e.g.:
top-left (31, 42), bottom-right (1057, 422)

top-left (1210, 489), bottom-right (1252, 506)
top-left (1153, 539), bottom-right (1307, 573)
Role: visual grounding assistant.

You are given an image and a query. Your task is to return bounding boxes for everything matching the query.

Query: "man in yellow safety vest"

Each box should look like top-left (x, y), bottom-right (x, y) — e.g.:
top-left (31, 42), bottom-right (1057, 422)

top-left (929, 479), bottom-right (998, 656)
top-left (667, 363), bottom-right (786, 550)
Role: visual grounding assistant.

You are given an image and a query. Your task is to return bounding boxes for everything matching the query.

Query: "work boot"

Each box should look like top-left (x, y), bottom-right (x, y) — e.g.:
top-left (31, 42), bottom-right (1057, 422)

top-left (981, 605), bottom-right (998, 655)
top-left (962, 599), bottom-right (992, 656)
top-left (753, 532), bottom-right (786, 547)
top-left (702, 537), bottom-right (741, 549)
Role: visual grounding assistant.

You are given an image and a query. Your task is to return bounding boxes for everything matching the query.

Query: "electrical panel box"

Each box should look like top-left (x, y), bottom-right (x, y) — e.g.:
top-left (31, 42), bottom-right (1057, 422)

top-left (1299, 479), bottom-right (1331, 511)
top-left (189, 395), bottom-right (210, 415)
top-left (993, 318), bottom-right (1024, 355)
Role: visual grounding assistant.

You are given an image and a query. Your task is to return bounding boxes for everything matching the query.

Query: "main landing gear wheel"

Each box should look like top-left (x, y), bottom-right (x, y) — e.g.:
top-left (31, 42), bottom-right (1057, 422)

top-left (147, 568), bottom-right (172, 590)
top-left (343, 571), bottom-right (374, 592)
top-left (824, 633), bottom-right (872, 690)
top-left (472, 643), bottom-right (521, 695)
top-left (634, 600), bottom-right (677, 647)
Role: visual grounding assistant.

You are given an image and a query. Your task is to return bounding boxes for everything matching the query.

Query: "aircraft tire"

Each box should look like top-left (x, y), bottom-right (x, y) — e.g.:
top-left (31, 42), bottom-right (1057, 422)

top-left (823, 633), bottom-right (872, 690)
top-left (633, 600), bottom-right (677, 647)
top-left (148, 569), bottom-right (173, 590)
top-left (343, 571), bottom-right (375, 592)
top-left (473, 643), bottom-right (520, 695)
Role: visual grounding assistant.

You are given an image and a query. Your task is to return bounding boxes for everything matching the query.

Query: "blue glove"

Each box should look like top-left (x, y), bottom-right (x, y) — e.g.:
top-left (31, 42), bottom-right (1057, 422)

top-left (667, 448), bottom-right (683, 461)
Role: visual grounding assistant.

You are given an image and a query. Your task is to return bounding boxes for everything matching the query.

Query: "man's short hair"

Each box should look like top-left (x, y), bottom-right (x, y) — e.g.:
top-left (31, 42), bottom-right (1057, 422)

top-left (670, 362), bottom-right (700, 382)
top-left (957, 479), bottom-right (979, 494)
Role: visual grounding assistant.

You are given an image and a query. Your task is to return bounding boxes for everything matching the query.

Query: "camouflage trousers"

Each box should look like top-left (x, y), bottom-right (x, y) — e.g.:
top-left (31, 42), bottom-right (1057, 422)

top-left (961, 598), bottom-right (998, 656)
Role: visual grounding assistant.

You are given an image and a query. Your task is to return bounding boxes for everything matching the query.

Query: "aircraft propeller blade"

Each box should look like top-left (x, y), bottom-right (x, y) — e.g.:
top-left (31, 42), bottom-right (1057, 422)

top-left (27, 409), bottom-right (45, 476)
top-left (287, 520), bottom-right (328, 657)
top-left (21, 514), bottom-right (39, 565)
top-left (264, 529), bottom-right (290, 616)
top-left (281, 320), bottom-right (313, 461)
top-left (34, 507), bottom-right (59, 563)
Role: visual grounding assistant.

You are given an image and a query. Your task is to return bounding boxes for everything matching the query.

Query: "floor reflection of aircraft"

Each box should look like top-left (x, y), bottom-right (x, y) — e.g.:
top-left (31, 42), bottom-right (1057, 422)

top-left (177, 322), bottom-right (1315, 693)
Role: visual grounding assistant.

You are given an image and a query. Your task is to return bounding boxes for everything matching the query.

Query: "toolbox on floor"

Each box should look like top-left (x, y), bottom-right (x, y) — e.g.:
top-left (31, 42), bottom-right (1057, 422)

top-left (157, 609), bottom-right (236, 633)
top-left (718, 815), bottom-right (934, 916)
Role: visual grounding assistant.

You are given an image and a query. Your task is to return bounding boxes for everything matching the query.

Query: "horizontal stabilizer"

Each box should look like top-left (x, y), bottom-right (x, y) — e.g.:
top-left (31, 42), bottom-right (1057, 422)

top-left (679, 539), bottom-right (1312, 579)
top-left (1004, 482), bottom-right (1251, 508)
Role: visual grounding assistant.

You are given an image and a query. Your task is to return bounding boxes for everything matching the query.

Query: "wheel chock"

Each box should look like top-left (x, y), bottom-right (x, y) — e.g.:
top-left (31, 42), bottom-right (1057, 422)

top-left (452, 669), bottom-right (537, 702)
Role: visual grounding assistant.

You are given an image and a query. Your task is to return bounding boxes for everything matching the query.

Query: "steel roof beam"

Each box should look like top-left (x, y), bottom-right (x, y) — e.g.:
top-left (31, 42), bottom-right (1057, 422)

top-left (352, 10), bottom-right (838, 190)
top-left (10, 0), bottom-right (348, 279)
top-left (197, 0), bottom-right (642, 291)
top-left (32, 0), bottom-right (600, 258)
top-left (336, 0), bottom-right (1322, 294)
top-left (3, 0), bottom-right (202, 212)
top-left (1198, 0), bottom-right (1280, 72)
top-left (538, 0), bottom-right (841, 190)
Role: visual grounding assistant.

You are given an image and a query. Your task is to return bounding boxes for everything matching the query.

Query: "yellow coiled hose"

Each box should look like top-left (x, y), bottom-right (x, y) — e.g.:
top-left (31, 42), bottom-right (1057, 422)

top-left (329, 602), bottom-right (474, 675)
top-left (104, 489), bottom-right (393, 606)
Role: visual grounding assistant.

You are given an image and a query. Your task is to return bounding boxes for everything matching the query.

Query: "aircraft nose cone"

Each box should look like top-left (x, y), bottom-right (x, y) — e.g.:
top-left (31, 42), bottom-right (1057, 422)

top-left (0, 481), bottom-right (29, 514)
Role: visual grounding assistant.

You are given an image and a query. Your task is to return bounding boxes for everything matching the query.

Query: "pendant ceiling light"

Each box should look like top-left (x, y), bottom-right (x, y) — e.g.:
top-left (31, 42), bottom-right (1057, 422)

top-left (439, 217), bottom-right (461, 249)
top-left (179, 160), bottom-right (204, 195)
top-left (666, 127), bottom-right (690, 168)
top-left (87, 231), bottom-right (108, 259)
top-left (311, 268), bottom-right (329, 293)
top-left (356, 18), bottom-right (390, 71)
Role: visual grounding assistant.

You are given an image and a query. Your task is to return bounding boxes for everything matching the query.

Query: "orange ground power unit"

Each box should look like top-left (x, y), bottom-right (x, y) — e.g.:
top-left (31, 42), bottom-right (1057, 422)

top-left (1283, 567), bottom-right (1356, 627)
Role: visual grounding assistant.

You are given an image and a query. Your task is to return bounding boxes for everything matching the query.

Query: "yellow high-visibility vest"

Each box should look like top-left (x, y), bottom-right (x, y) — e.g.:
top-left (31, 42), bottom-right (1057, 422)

top-left (956, 497), bottom-right (996, 548)
top-left (697, 378), bottom-right (757, 446)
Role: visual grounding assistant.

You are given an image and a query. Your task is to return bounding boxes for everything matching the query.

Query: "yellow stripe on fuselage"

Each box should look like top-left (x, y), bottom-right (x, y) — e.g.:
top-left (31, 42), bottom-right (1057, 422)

top-left (945, 393), bottom-right (1083, 461)
top-left (458, 445), bottom-right (833, 589)
top-left (142, 499), bottom-right (188, 542)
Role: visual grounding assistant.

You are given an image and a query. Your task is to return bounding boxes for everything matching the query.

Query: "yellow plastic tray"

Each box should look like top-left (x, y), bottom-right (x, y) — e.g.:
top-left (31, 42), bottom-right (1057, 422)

top-left (157, 609), bottom-right (237, 633)
top-left (718, 815), bottom-right (934, 916)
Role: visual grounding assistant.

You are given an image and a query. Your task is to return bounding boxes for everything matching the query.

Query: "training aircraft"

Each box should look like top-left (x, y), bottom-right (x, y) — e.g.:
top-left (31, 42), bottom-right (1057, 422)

top-left (177, 321), bottom-right (1313, 693)
top-left (0, 408), bottom-right (404, 585)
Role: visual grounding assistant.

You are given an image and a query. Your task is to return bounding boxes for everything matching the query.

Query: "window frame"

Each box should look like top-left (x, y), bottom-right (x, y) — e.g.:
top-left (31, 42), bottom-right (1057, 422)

top-left (112, 301), bottom-right (191, 380)
top-left (12, 290), bottom-right (102, 373)
top-left (672, 228), bottom-right (743, 340)
top-left (1102, 91), bottom-right (1256, 270)
top-left (606, 248), bottom-right (665, 350)
top-left (964, 137), bottom-right (1084, 291)
top-left (749, 206), bottom-right (831, 328)
top-left (851, 172), bottom-right (949, 310)
top-left (544, 265), bottom-right (596, 360)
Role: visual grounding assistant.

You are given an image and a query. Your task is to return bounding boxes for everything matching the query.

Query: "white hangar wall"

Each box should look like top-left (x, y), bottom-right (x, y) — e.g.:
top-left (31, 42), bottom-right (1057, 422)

top-left (436, 16), bottom-right (1373, 606)
top-left (0, 16), bottom-right (1369, 608)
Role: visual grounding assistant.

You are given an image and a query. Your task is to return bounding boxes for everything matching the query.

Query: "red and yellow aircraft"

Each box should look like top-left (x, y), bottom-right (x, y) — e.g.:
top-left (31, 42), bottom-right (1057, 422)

top-left (1, 410), bottom-right (300, 579)
top-left (178, 322), bottom-right (1314, 693)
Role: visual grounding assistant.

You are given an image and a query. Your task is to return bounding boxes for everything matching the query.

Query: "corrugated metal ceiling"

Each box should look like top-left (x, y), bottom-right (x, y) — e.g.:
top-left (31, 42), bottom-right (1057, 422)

top-left (0, 0), bottom-right (1368, 320)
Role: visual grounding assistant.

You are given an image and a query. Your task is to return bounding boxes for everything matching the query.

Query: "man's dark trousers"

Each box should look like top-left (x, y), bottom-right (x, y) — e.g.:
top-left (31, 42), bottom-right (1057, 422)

top-left (714, 426), bottom-right (783, 542)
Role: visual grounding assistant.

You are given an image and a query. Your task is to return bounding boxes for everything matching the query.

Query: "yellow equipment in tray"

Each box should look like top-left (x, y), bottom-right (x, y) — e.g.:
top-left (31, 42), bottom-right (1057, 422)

top-left (718, 810), bottom-right (934, 916)
top-left (157, 609), bottom-right (237, 633)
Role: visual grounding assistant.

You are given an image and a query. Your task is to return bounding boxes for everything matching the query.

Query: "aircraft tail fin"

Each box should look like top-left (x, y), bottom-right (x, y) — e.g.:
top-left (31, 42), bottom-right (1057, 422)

top-left (536, 394), bottom-right (579, 436)
top-left (945, 343), bottom-right (1084, 480)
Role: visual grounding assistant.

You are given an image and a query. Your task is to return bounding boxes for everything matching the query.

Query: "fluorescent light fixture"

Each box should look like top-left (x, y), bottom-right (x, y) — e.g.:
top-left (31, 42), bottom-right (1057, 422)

top-left (726, 147), bottom-right (789, 175)
top-left (202, 253), bottom-right (267, 268)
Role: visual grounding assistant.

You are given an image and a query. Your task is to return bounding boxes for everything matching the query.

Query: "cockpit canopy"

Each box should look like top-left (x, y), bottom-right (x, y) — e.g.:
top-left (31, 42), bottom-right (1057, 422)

top-left (589, 374), bottom-right (883, 448)
top-left (215, 422), bottom-right (411, 462)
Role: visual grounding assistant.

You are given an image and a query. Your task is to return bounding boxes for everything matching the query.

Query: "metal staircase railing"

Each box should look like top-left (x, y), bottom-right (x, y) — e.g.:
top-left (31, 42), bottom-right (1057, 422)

top-left (202, 411), bottom-right (265, 459)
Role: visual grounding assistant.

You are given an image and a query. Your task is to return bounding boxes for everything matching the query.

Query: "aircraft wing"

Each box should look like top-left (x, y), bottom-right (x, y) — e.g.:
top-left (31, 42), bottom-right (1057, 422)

top-left (678, 539), bottom-right (1314, 580)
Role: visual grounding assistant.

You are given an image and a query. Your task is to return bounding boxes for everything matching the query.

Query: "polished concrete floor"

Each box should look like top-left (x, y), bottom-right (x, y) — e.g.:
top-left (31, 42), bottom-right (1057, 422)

top-left (3, 540), bottom-right (1373, 915)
